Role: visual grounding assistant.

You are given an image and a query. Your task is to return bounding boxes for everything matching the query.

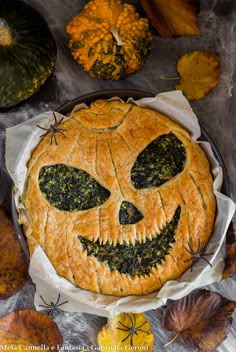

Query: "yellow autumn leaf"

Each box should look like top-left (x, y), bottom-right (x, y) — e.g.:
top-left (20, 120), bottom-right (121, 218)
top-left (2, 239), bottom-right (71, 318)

top-left (97, 313), bottom-right (154, 352)
top-left (176, 50), bottom-right (221, 100)
top-left (140, 0), bottom-right (200, 37)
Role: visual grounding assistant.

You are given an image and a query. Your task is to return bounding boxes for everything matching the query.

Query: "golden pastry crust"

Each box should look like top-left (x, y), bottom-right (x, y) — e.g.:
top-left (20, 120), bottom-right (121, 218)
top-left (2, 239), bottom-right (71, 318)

top-left (21, 100), bottom-right (216, 296)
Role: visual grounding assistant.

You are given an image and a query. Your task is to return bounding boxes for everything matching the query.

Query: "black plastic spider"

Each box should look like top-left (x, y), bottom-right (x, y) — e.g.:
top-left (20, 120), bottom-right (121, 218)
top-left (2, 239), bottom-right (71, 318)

top-left (39, 293), bottom-right (69, 318)
top-left (37, 112), bottom-right (67, 145)
top-left (117, 313), bottom-right (150, 347)
top-left (184, 239), bottom-right (214, 271)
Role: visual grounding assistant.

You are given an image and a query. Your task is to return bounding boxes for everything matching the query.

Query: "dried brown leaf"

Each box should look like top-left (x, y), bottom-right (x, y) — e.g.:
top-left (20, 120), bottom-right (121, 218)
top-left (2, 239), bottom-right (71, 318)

top-left (162, 289), bottom-right (236, 352)
top-left (0, 309), bottom-right (63, 349)
top-left (223, 222), bottom-right (236, 279)
top-left (0, 206), bottom-right (28, 299)
top-left (176, 50), bottom-right (221, 100)
top-left (140, 0), bottom-right (200, 37)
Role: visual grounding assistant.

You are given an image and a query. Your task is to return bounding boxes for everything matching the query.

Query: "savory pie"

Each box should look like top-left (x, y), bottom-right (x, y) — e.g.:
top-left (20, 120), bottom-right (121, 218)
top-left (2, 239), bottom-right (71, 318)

top-left (21, 99), bottom-right (216, 296)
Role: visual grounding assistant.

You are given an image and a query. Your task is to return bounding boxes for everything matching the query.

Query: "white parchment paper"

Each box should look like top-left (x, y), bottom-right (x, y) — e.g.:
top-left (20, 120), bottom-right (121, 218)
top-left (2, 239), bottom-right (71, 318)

top-left (6, 91), bottom-right (236, 317)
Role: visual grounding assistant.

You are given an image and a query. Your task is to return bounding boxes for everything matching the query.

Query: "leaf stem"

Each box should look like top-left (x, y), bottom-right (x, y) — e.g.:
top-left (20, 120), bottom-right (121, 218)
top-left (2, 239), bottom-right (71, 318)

top-left (159, 76), bottom-right (180, 81)
top-left (163, 332), bottom-right (180, 347)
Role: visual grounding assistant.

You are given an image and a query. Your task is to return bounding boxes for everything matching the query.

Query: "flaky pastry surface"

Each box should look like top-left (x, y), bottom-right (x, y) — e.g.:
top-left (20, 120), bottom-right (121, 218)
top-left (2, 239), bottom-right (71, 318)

top-left (21, 100), bottom-right (216, 296)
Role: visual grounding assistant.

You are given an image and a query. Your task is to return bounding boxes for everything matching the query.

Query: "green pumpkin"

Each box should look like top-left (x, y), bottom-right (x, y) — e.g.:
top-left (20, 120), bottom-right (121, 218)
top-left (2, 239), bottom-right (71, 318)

top-left (0, 0), bottom-right (57, 108)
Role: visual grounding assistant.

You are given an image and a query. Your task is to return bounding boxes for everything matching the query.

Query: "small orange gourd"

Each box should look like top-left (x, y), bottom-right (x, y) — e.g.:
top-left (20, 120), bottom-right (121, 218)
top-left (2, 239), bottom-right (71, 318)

top-left (66, 0), bottom-right (152, 80)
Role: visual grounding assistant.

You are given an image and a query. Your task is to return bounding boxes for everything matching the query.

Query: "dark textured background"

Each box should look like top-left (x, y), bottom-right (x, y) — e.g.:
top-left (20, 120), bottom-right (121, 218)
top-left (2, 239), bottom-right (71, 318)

top-left (0, 0), bottom-right (235, 350)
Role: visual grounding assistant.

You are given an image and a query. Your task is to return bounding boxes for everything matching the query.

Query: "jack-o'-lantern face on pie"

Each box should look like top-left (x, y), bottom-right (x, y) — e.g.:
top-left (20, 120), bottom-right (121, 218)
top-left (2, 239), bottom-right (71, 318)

top-left (22, 100), bottom-right (216, 296)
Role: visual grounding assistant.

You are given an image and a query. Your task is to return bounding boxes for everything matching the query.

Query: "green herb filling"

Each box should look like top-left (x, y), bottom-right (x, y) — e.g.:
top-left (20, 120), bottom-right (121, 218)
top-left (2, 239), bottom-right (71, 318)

top-left (131, 133), bottom-right (186, 189)
top-left (119, 201), bottom-right (144, 225)
top-left (78, 206), bottom-right (181, 276)
top-left (38, 164), bottom-right (110, 211)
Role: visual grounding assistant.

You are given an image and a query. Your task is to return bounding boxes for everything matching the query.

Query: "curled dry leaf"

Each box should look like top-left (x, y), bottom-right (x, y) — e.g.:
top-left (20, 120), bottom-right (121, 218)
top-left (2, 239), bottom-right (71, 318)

top-left (176, 50), bottom-right (221, 100)
top-left (0, 309), bottom-right (63, 349)
top-left (140, 0), bottom-right (200, 37)
top-left (162, 289), bottom-right (236, 352)
top-left (222, 221), bottom-right (236, 279)
top-left (97, 313), bottom-right (154, 351)
top-left (0, 206), bottom-right (28, 299)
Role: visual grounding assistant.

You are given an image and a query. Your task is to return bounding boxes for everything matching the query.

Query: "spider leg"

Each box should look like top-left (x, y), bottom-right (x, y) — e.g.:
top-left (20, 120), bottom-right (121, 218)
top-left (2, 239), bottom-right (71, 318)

top-left (187, 241), bottom-right (195, 253)
top-left (133, 313), bottom-right (136, 328)
top-left (190, 257), bottom-right (198, 271)
top-left (136, 321), bottom-right (147, 329)
top-left (47, 309), bottom-right (53, 317)
top-left (40, 295), bottom-right (50, 306)
top-left (53, 112), bottom-right (57, 124)
top-left (193, 257), bottom-right (200, 264)
top-left (200, 256), bottom-right (212, 267)
top-left (54, 308), bottom-right (65, 315)
top-left (130, 333), bottom-right (134, 347)
top-left (117, 328), bottom-right (130, 332)
top-left (53, 134), bottom-right (58, 145)
top-left (183, 257), bottom-right (194, 262)
top-left (50, 133), bottom-right (53, 145)
top-left (54, 293), bottom-right (61, 306)
top-left (37, 125), bottom-right (49, 131)
top-left (136, 328), bottom-right (150, 334)
top-left (127, 314), bottom-right (134, 328)
top-left (53, 114), bottom-right (64, 126)
top-left (197, 238), bottom-right (201, 252)
top-left (121, 332), bottom-right (132, 343)
top-left (56, 128), bottom-right (67, 132)
top-left (39, 131), bottom-right (50, 138)
top-left (185, 247), bottom-right (194, 255)
top-left (56, 130), bottom-right (67, 138)
top-left (199, 241), bottom-right (207, 254)
top-left (57, 116), bottom-right (65, 125)
top-left (55, 300), bottom-right (69, 308)
top-left (39, 304), bottom-right (50, 309)
top-left (202, 252), bottom-right (214, 256)
top-left (118, 321), bottom-right (130, 329)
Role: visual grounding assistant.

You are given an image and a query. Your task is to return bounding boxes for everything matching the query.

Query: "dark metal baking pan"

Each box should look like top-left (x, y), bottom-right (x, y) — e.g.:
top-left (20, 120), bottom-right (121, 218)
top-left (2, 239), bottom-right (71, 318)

top-left (11, 89), bottom-right (230, 260)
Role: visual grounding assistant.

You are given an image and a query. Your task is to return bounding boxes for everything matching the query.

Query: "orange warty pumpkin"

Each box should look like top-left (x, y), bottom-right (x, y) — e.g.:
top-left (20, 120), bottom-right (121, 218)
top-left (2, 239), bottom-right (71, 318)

top-left (66, 0), bottom-right (152, 80)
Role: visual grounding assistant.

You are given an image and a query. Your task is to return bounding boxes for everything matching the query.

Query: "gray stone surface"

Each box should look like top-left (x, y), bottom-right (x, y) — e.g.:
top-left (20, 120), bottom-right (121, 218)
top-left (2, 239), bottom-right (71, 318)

top-left (0, 0), bottom-right (235, 351)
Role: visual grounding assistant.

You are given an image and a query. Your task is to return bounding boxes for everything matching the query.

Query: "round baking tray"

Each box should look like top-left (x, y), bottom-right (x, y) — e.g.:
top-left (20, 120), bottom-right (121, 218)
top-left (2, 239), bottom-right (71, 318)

top-left (11, 89), bottom-right (230, 259)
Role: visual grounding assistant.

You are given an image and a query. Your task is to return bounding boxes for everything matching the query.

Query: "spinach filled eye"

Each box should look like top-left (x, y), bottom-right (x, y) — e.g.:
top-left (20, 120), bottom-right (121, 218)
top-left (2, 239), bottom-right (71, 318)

top-left (38, 164), bottom-right (110, 211)
top-left (131, 133), bottom-right (186, 189)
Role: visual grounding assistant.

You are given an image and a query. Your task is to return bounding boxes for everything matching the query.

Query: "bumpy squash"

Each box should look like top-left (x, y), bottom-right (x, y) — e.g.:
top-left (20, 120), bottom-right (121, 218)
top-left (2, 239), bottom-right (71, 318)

top-left (0, 0), bottom-right (57, 108)
top-left (66, 0), bottom-right (152, 80)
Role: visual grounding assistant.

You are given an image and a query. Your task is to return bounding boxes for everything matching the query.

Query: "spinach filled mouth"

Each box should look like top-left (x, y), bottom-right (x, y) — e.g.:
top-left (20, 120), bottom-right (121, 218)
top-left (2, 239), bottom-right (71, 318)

top-left (78, 206), bottom-right (181, 277)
